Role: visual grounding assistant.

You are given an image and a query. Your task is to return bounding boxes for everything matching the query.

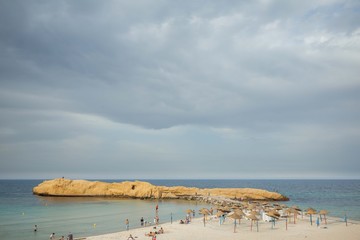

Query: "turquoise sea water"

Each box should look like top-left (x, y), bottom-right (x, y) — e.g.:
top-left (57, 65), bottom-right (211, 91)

top-left (0, 179), bottom-right (359, 240)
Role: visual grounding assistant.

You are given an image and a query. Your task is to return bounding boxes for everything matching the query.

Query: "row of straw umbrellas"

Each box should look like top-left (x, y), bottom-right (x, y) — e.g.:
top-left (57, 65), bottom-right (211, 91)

top-left (196, 202), bottom-right (329, 232)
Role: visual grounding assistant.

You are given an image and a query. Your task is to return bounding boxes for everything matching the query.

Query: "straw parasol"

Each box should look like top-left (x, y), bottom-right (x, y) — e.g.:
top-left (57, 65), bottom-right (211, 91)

top-left (247, 214), bottom-right (259, 232)
top-left (247, 204), bottom-right (257, 211)
top-left (290, 206), bottom-right (301, 224)
top-left (220, 206), bottom-right (232, 213)
top-left (266, 210), bottom-right (280, 229)
top-left (199, 208), bottom-right (211, 227)
top-left (233, 208), bottom-right (245, 224)
top-left (249, 210), bottom-right (260, 216)
top-left (216, 211), bottom-right (225, 218)
top-left (228, 212), bottom-right (242, 233)
top-left (275, 205), bottom-right (283, 211)
top-left (319, 210), bottom-right (329, 224)
top-left (306, 208), bottom-right (317, 225)
top-left (199, 208), bottom-right (211, 215)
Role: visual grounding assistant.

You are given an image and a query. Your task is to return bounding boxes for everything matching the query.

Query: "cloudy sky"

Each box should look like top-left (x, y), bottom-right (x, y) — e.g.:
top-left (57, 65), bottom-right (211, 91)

top-left (0, 0), bottom-right (359, 179)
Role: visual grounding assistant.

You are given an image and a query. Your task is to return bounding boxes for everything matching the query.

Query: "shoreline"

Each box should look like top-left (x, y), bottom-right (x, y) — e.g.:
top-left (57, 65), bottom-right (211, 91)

top-left (83, 215), bottom-right (360, 240)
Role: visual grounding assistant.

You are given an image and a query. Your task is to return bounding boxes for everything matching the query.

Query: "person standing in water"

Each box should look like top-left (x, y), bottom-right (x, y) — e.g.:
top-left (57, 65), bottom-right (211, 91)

top-left (125, 219), bottom-right (129, 230)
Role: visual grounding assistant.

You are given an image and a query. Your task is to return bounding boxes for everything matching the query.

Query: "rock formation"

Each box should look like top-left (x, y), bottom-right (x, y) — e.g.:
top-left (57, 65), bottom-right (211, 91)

top-left (33, 178), bottom-right (289, 201)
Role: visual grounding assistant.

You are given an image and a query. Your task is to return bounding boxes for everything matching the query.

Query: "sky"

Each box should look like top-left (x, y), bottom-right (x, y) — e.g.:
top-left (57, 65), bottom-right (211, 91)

top-left (0, 0), bottom-right (359, 180)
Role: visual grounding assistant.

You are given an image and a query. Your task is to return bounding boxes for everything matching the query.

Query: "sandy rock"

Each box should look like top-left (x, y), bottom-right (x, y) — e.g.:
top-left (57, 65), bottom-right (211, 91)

top-left (33, 178), bottom-right (289, 201)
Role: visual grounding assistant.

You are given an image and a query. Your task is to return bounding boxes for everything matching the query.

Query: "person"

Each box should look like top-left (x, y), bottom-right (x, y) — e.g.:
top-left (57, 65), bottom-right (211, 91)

top-left (34, 225), bottom-right (37, 232)
top-left (179, 219), bottom-right (184, 224)
top-left (158, 227), bottom-right (164, 234)
top-left (67, 232), bottom-right (73, 240)
top-left (125, 219), bottom-right (129, 230)
top-left (156, 215), bottom-right (159, 225)
top-left (145, 231), bottom-right (156, 237)
top-left (192, 210), bottom-right (195, 217)
top-left (60, 236), bottom-right (65, 240)
top-left (49, 233), bottom-right (55, 240)
top-left (152, 235), bottom-right (156, 240)
top-left (316, 217), bottom-right (320, 227)
top-left (127, 234), bottom-right (135, 240)
top-left (141, 217), bottom-right (144, 227)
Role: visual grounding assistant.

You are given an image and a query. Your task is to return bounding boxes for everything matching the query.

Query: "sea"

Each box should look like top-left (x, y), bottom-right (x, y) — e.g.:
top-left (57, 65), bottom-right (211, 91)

top-left (0, 179), bottom-right (359, 240)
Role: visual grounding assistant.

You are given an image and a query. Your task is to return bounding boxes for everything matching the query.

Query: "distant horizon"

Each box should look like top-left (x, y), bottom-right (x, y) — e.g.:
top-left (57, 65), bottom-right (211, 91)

top-left (1, 177), bottom-right (359, 180)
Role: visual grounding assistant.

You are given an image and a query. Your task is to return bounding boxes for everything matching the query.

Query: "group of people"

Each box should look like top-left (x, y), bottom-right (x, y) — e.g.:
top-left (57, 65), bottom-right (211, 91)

top-left (34, 225), bottom-right (73, 240)
top-left (49, 232), bottom-right (73, 240)
top-left (126, 215), bottom-right (160, 231)
top-left (179, 209), bottom-right (197, 224)
top-left (144, 226), bottom-right (164, 240)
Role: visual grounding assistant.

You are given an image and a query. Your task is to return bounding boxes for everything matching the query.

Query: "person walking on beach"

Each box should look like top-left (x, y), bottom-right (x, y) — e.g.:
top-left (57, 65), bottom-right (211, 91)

top-left (125, 219), bottom-right (129, 230)
top-left (67, 232), bottom-right (73, 240)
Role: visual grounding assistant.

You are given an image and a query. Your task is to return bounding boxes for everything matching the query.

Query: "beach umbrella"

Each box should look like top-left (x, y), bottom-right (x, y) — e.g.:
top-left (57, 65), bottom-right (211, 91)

top-left (247, 204), bottom-right (257, 211)
top-left (281, 215), bottom-right (290, 230)
top-left (228, 212), bottom-right (242, 233)
top-left (199, 208), bottom-right (210, 215)
top-left (275, 205), bottom-right (283, 211)
top-left (199, 208), bottom-right (210, 227)
top-left (268, 210), bottom-right (280, 218)
top-left (220, 206), bottom-right (232, 213)
top-left (216, 211), bottom-right (225, 217)
top-left (306, 208), bottom-right (317, 225)
top-left (247, 214), bottom-right (259, 232)
top-left (290, 206), bottom-right (301, 224)
top-left (266, 211), bottom-right (280, 229)
top-left (319, 210), bottom-right (329, 224)
top-left (248, 210), bottom-right (260, 217)
top-left (233, 208), bottom-right (245, 224)
top-left (292, 205), bottom-right (301, 210)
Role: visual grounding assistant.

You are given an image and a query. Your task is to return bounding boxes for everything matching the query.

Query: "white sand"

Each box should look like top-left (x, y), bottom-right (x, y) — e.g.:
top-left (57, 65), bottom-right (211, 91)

top-left (85, 215), bottom-right (360, 240)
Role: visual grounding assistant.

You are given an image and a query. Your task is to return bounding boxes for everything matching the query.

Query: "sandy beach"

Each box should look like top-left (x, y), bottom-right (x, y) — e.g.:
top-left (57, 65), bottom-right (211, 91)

top-left (86, 215), bottom-right (360, 240)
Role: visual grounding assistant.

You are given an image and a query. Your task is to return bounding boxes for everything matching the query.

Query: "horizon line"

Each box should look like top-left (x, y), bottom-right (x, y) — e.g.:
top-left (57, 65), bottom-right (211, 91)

top-left (1, 178), bottom-right (359, 180)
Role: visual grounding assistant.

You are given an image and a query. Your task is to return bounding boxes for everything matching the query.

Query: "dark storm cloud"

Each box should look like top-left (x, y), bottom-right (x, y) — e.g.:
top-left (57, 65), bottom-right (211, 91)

top-left (0, 0), bottom-right (359, 179)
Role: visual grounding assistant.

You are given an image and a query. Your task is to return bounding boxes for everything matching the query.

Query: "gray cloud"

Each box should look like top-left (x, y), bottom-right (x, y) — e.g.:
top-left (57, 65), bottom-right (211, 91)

top-left (0, 0), bottom-right (359, 179)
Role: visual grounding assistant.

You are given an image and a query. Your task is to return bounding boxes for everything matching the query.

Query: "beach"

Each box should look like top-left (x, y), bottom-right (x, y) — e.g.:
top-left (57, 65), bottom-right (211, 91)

top-left (86, 215), bottom-right (360, 240)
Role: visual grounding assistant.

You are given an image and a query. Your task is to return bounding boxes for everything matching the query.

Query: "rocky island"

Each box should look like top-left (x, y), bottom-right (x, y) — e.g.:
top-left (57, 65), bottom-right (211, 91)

top-left (33, 178), bottom-right (289, 202)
